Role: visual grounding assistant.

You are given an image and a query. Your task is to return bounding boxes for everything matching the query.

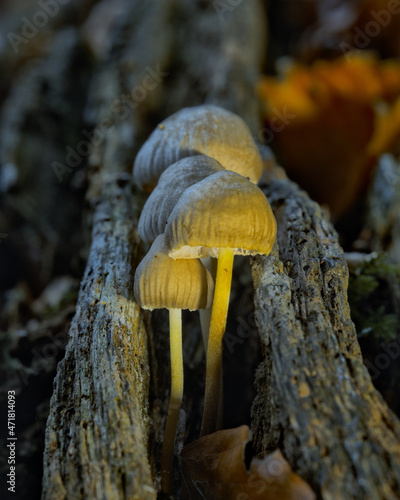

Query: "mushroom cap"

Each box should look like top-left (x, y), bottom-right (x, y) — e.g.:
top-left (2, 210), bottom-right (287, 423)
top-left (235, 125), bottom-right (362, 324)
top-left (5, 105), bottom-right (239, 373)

top-left (138, 155), bottom-right (224, 243)
top-left (133, 104), bottom-right (263, 191)
top-left (134, 234), bottom-right (214, 311)
top-left (164, 170), bottom-right (277, 259)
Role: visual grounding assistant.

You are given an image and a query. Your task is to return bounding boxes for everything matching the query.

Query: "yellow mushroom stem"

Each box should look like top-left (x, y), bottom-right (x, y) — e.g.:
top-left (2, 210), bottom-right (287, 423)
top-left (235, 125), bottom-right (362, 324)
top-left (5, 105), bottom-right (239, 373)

top-left (199, 256), bottom-right (223, 430)
top-left (201, 247), bottom-right (234, 436)
top-left (160, 308), bottom-right (183, 495)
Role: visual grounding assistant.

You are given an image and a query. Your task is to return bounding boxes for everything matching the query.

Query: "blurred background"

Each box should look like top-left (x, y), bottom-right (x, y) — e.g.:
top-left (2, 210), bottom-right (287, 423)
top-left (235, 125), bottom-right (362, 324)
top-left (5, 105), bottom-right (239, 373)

top-left (0, 0), bottom-right (399, 498)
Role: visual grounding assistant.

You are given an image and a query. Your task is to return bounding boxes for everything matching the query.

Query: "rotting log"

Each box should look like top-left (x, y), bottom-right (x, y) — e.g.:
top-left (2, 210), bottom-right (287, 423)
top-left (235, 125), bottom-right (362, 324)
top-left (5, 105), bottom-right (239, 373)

top-left (251, 170), bottom-right (400, 499)
top-left (40, 0), bottom-right (400, 499)
top-left (41, 183), bottom-right (156, 499)
top-left (41, 1), bottom-right (175, 498)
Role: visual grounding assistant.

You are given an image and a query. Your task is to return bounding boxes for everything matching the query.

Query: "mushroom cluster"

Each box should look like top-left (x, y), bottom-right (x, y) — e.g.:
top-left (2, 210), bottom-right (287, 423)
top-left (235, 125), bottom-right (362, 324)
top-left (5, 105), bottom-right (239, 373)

top-left (132, 104), bottom-right (277, 495)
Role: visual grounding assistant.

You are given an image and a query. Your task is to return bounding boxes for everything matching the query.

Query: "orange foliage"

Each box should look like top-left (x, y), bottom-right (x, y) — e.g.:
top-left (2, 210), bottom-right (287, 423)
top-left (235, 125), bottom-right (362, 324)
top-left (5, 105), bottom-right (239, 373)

top-left (258, 54), bottom-right (400, 219)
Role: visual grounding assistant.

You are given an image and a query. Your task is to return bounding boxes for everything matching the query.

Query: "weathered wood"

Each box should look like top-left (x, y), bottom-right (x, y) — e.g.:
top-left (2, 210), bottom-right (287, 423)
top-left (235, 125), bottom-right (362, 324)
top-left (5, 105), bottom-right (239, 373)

top-left (42, 181), bottom-right (156, 500)
top-left (42, 1), bottom-right (175, 498)
top-left (251, 171), bottom-right (400, 499)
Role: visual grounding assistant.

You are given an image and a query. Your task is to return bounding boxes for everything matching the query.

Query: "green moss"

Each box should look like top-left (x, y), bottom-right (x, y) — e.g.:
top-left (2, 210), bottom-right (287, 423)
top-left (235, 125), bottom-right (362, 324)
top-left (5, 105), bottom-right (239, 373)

top-left (348, 253), bottom-right (399, 343)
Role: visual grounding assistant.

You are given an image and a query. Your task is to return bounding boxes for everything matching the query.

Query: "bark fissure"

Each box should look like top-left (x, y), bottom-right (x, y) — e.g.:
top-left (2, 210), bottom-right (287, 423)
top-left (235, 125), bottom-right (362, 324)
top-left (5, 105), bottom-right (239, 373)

top-left (251, 177), bottom-right (400, 499)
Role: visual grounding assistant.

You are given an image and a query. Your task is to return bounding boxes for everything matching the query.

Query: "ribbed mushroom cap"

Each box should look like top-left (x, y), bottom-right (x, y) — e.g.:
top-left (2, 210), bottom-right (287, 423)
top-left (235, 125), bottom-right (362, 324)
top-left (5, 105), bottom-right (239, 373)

top-left (138, 155), bottom-right (224, 243)
top-left (134, 234), bottom-right (214, 311)
top-left (133, 104), bottom-right (263, 191)
top-left (164, 170), bottom-right (277, 259)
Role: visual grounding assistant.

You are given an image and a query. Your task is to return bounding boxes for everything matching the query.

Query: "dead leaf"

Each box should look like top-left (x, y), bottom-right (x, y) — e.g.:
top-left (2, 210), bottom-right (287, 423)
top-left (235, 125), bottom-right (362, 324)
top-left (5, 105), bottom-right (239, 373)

top-left (180, 425), bottom-right (315, 499)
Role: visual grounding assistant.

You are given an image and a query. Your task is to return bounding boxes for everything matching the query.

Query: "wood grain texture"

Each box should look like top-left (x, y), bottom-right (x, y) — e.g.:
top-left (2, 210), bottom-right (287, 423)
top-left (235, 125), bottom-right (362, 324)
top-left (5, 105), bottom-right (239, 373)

top-left (42, 181), bottom-right (156, 499)
top-left (251, 173), bottom-right (400, 499)
top-left (42, 0), bottom-right (174, 498)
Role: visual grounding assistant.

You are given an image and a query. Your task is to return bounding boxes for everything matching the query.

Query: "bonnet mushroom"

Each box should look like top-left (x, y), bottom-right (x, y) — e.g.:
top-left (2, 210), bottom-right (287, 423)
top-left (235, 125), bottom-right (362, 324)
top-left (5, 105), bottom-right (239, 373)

top-left (164, 170), bottom-right (277, 436)
top-left (137, 154), bottom-right (223, 348)
top-left (134, 234), bottom-right (213, 494)
top-left (138, 155), bottom-right (224, 244)
top-left (133, 104), bottom-right (263, 192)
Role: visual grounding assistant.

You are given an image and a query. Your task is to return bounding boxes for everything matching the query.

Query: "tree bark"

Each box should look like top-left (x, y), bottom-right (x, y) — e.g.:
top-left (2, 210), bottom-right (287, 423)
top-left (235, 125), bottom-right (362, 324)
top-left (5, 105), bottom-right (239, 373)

top-left (42, 1), bottom-right (175, 498)
top-left (251, 170), bottom-right (400, 499)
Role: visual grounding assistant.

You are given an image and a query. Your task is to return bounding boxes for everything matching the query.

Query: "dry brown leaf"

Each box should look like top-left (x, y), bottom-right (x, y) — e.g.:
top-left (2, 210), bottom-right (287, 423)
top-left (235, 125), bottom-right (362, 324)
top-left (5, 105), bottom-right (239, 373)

top-left (180, 425), bottom-right (315, 500)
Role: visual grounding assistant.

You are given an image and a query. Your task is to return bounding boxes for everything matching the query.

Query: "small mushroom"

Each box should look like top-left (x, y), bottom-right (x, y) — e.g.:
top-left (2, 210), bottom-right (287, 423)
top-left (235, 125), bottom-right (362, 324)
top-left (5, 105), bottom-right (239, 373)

top-left (164, 170), bottom-right (277, 436)
top-left (137, 154), bottom-right (223, 349)
top-left (133, 104), bottom-right (263, 192)
top-left (134, 234), bottom-right (214, 495)
top-left (138, 155), bottom-right (224, 244)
